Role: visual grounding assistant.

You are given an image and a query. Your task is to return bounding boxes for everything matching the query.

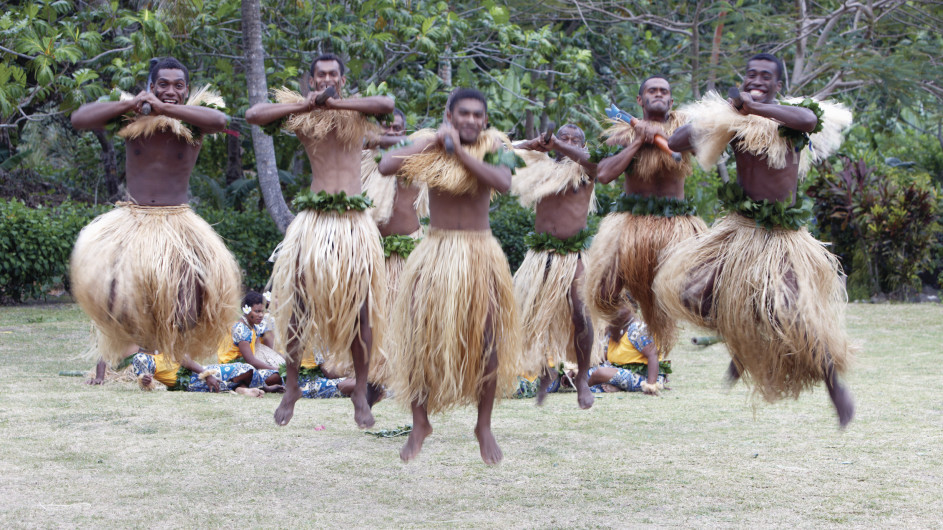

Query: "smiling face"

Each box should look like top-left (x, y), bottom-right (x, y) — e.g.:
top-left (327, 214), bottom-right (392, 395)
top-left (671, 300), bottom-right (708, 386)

top-left (743, 59), bottom-right (782, 103)
top-left (446, 97), bottom-right (487, 144)
top-left (637, 77), bottom-right (673, 116)
top-left (151, 69), bottom-right (188, 105)
top-left (310, 59), bottom-right (346, 93)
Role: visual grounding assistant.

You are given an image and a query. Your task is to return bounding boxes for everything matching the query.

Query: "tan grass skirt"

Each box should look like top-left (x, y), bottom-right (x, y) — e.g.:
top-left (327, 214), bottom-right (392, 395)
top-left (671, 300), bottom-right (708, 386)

top-left (70, 204), bottom-right (241, 365)
top-left (513, 249), bottom-right (604, 372)
top-left (653, 213), bottom-right (855, 402)
top-left (268, 208), bottom-right (386, 377)
top-left (582, 212), bottom-right (706, 354)
top-left (371, 229), bottom-right (422, 384)
top-left (387, 228), bottom-right (523, 414)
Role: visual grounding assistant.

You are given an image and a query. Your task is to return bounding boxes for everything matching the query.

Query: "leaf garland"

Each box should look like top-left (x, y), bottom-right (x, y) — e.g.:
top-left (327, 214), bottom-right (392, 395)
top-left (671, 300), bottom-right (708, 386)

top-left (278, 364), bottom-right (326, 380)
top-left (482, 148), bottom-right (526, 174)
top-left (611, 193), bottom-right (698, 217)
top-left (717, 181), bottom-right (813, 231)
top-left (381, 234), bottom-right (418, 258)
top-left (365, 424), bottom-right (413, 438)
top-left (588, 141), bottom-right (625, 164)
top-left (778, 98), bottom-right (824, 152)
top-left (173, 366), bottom-right (194, 391)
top-left (523, 228), bottom-right (592, 254)
top-left (291, 190), bottom-right (373, 213)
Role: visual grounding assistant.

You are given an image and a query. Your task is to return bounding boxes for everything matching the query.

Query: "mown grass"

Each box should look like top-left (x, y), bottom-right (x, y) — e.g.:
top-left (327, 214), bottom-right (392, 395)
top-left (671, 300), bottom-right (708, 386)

top-left (0, 303), bottom-right (940, 527)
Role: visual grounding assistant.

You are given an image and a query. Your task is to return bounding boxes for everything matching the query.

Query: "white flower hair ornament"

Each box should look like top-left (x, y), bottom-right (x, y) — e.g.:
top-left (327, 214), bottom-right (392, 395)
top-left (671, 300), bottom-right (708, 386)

top-left (242, 304), bottom-right (252, 315)
top-left (263, 291), bottom-right (272, 303)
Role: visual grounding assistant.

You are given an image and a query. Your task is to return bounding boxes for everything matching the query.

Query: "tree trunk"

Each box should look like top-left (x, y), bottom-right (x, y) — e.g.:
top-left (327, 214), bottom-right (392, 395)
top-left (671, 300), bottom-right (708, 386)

top-left (225, 128), bottom-right (243, 186)
top-left (242, 0), bottom-right (293, 233)
top-left (92, 129), bottom-right (121, 202)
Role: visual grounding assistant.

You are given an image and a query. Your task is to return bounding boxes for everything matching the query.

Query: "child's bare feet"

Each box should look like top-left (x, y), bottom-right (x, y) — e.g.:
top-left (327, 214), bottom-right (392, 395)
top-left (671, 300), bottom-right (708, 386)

top-left (274, 384), bottom-right (301, 426)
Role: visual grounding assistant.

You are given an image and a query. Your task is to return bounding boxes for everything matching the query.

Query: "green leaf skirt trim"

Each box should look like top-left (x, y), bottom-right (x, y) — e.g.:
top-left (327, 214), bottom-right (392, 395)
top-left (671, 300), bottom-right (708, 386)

top-left (612, 193), bottom-right (698, 217)
top-left (717, 181), bottom-right (813, 231)
top-left (611, 360), bottom-right (673, 375)
top-left (292, 190), bottom-right (373, 213)
top-left (382, 234), bottom-right (418, 258)
top-left (523, 229), bottom-right (592, 254)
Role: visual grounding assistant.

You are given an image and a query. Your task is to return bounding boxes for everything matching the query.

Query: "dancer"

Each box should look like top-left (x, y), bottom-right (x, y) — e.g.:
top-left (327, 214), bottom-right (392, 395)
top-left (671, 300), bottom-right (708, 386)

top-left (70, 57), bottom-right (241, 365)
top-left (246, 53), bottom-right (393, 428)
top-left (583, 75), bottom-right (706, 358)
top-left (511, 124), bottom-right (603, 408)
top-left (654, 53), bottom-right (856, 426)
top-left (360, 108), bottom-right (429, 382)
top-left (378, 88), bottom-right (523, 465)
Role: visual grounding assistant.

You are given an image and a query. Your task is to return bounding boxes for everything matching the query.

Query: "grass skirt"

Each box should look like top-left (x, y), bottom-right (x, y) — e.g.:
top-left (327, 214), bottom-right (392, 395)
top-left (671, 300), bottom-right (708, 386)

top-left (653, 213), bottom-right (855, 402)
top-left (582, 212), bottom-right (706, 354)
top-left (513, 249), bottom-right (604, 371)
top-left (70, 204), bottom-right (241, 364)
top-left (269, 209), bottom-right (386, 377)
top-left (387, 229), bottom-right (523, 414)
top-left (371, 228), bottom-right (423, 384)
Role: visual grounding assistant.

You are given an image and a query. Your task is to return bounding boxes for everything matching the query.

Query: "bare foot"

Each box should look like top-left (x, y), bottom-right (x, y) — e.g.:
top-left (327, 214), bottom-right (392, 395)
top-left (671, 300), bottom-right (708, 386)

top-left (576, 380), bottom-right (595, 409)
top-left (400, 422), bottom-right (432, 462)
top-left (366, 383), bottom-right (385, 407)
top-left (474, 425), bottom-right (503, 465)
top-left (352, 393), bottom-right (376, 429)
top-left (274, 384), bottom-right (301, 426)
top-left (236, 387), bottom-right (265, 397)
top-left (536, 374), bottom-right (554, 406)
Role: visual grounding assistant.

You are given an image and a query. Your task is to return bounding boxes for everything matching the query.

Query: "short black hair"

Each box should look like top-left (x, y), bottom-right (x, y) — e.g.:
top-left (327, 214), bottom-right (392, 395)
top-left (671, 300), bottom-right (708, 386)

top-left (447, 88), bottom-right (487, 114)
top-left (638, 75), bottom-right (669, 96)
top-left (392, 108), bottom-right (406, 124)
top-left (747, 53), bottom-right (785, 82)
top-left (149, 57), bottom-right (189, 86)
top-left (311, 53), bottom-right (345, 76)
top-left (557, 123), bottom-right (585, 142)
top-left (243, 290), bottom-right (264, 307)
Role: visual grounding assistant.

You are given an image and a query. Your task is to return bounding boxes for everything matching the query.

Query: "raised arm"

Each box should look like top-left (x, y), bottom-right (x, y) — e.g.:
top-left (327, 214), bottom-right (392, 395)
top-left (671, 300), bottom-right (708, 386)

top-left (71, 98), bottom-right (138, 130)
top-left (146, 93), bottom-right (228, 134)
top-left (737, 91), bottom-right (817, 132)
top-left (378, 135), bottom-right (436, 175)
top-left (326, 95), bottom-right (395, 116)
top-left (521, 135), bottom-right (597, 177)
top-left (450, 129), bottom-right (512, 193)
top-left (667, 123), bottom-right (694, 153)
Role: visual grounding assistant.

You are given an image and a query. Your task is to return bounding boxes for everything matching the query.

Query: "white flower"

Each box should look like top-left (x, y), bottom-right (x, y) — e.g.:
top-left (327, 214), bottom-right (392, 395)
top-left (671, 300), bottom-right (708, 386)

top-left (263, 291), bottom-right (272, 303)
top-left (242, 304), bottom-right (251, 315)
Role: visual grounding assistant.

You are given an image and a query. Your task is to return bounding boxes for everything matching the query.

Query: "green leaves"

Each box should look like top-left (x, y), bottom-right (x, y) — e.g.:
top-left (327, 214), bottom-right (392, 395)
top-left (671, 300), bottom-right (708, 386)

top-left (611, 193), bottom-right (699, 218)
top-left (482, 149), bottom-right (526, 174)
top-left (716, 182), bottom-right (812, 231)
top-left (523, 229), bottom-right (592, 255)
top-left (291, 190), bottom-right (374, 214)
top-left (382, 234), bottom-right (418, 258)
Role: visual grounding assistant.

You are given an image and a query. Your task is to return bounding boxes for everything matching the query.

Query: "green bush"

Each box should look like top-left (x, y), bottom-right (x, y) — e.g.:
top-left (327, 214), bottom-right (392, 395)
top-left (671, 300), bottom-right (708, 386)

top-left (197, 207), bottom-right (281, 291)
top-left (0, 199), bottom-right (108, 303)
top-left (0, 199), bottom-right (282, 303)
top-left (807, 156), bottom-right (941, 298)
top-left (489, 194), bottom-right (535, 272)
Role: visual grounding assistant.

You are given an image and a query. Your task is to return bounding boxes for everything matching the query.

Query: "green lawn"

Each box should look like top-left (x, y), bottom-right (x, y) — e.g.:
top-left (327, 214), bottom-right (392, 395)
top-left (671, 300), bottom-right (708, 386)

top-left (0, 303), bottom-right (940, 527)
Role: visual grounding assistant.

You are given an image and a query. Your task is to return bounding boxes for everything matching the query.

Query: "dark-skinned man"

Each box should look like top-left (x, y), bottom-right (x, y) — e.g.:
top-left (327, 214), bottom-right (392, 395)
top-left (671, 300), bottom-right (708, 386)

top-left (653, 53), bottom-right (856, 427)
top-left (378, 88), bottom-right (524, 465)
top-left (511, 124), bottom-right (604, 408)
top-left (70, 56), bottom-right (241, 368)
top-left (246, 53), bottom-right (394, 429)
top-left (582, 76), bottom-right (706, 394)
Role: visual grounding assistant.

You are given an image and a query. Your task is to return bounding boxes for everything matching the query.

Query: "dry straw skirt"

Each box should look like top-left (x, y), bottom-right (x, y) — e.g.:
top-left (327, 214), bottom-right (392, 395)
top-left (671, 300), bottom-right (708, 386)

top-left (268, 208), bottom-right (386, 377)
top-left (582, 212), bottom-right (706, 354)
top-left (513, 249), bottom-right (604, 372)
top-left (653, 213), bottom-right (855, 402)
top-left (387, 228), bottom-right (523, 414)
top-left (70, 203), bottom-right (241, 364)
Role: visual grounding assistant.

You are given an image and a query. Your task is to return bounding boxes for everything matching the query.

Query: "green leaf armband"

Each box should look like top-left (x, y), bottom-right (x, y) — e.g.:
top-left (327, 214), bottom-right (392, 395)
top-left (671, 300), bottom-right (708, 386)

top-left (375, 138), bottom-right (413, 163)
top-left (291, 190), bottom-right (373, 213)
top-left (588, 142), bottom-right (625, 164)
top-left (778, 98), bottom-right (823, 152)
top-left (483, 149), bottom-right (526, 174)
top-left (717, 181), bottom-right (813, 230)
top-left (261, 116), bottom-right (287, 137)
top-left (523, 228), bottom-right (592, 254)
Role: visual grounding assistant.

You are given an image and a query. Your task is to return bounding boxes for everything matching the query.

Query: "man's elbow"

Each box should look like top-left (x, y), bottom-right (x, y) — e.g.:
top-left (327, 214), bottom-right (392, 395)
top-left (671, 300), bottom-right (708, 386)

top-left (377, 97), bottom-right (395, 114)
top-left (207, 111), bottom-right (228, 133)
top-left (245, 106), bottom-right (263, 125)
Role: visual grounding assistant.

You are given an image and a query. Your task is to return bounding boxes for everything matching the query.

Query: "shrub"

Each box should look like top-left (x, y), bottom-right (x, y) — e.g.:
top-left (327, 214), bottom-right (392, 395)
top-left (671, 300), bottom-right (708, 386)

top-left (197, 207), bottom-right (281, 291)
top-left (807, 156), bottom-right (941, 298)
